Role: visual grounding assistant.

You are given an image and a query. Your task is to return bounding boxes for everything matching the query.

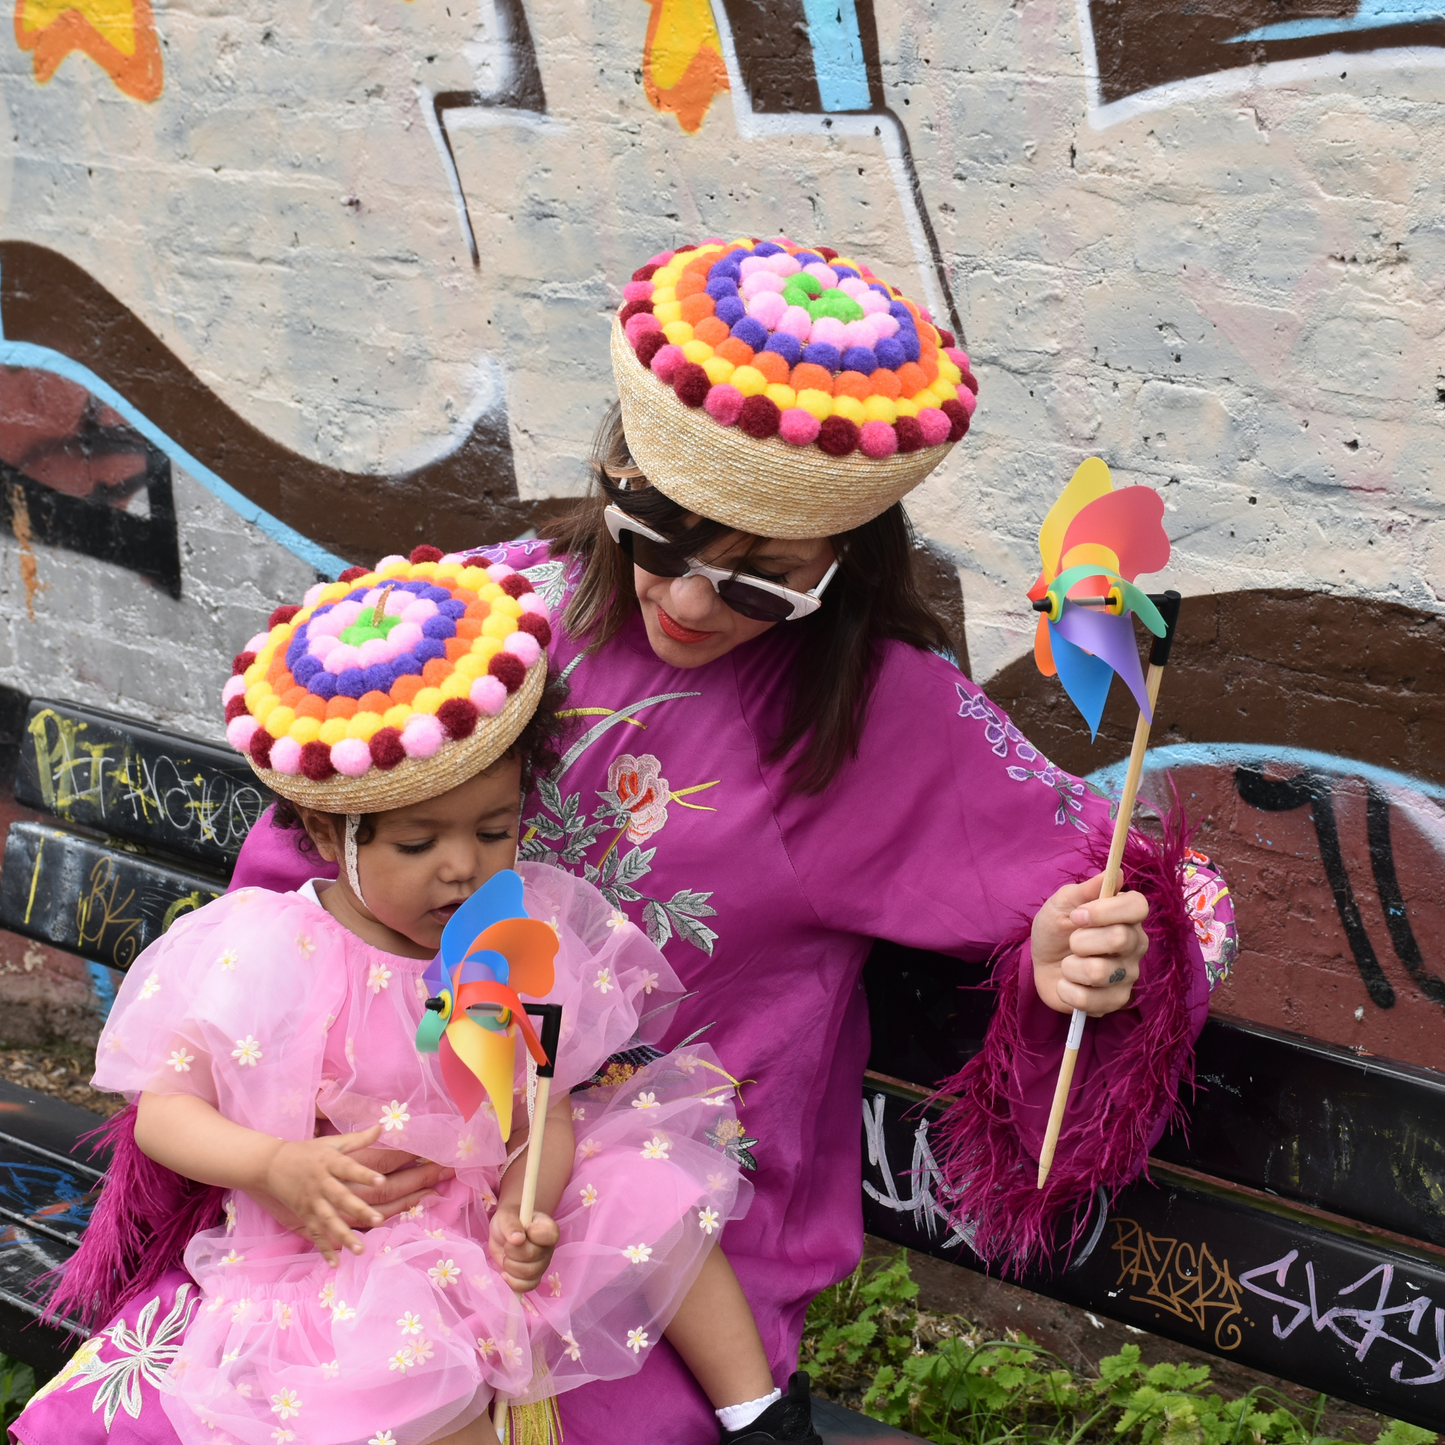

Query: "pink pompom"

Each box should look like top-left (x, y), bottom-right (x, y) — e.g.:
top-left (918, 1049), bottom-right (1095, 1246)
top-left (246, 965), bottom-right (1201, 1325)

top-left (401, 599), bottom-right (438, 625)
top-left (646, 249), bottom-right (675, 267)
top-left (872, 313), bottom-right (900, 339)
top-left (623, 280), bottom-right (655, 302)
top-left (307, 611), bottom-right (344, 639)
top-left (333, 601), bottom-right (363, 626)
top-left (777, 305), bottom-right (812, 341)
top-left (739, 256), bottom-right (770, 277)
top-left (357, 637), bottom-right (396, 668)
top-left (811, 316), bottom-right (847, 348)
top-left (651, 344), bottom-right (685, 383)
top-left (244, 631), bottom-right (270, 654)
top-left (954, 385), bottom-right (978, 419)
top-left (401, 714), bottom-right (445, 759)
top-left (388, 622), bottom-right (423, 651)
top-left (222, 675), bottom-right (248, 704)
top-left (376, 554), bottom-right (407, 571)
top-left (302, 583), bottom-right (328, 609)
top-left (503, 631), bottom-right (542, 667)
top-left (741, 271), bottom-right (785, 299)
top-left (764, 252), bottom-right (801, 276)
top-left (945, 347), bottom-right (970, 371)
top-left (838, 277), bottom-right (869, 300)
top-left (804, 263), bottom-right (838, 289)
top-left (308, 633), bottom-right (339, 659)
top-left (920, 307), bottom-right (935, 323)
top-left (440, 552), bottom-right (466, 565)
top-left (470, 675), bottom-right (508, 717)
top-left (485, 563), bottom-right (516, 581)
top-left (917, 407), bottom-right (952, 447)
top-left (778, 408), bottom-right (822, 446)
top-left (330, 737), bottom-right (373, 777)
top-left (859, 290), bottom-right (890, 316)
top-left (625, 312), bottom-right (662, 346)
top-left (747, 291), bottom-right (786, 330)
top-left (842, 319), bottom-right (879, 350)
top-left (269, 736), bottom-right (303, 775)
top-left (518, 592), bottom-right (548, 617)
top-left (324, 644), bottom-right (359, 674)
top-left (859, 421), bottom-right (899, 458)
top-left (226, 716), bottom-right (260, 752)
top-left (704, 384), bottom-right (745, 426)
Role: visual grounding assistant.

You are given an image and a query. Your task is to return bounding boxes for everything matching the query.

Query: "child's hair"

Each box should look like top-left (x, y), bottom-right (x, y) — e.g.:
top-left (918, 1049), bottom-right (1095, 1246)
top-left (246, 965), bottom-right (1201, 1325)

top-left (270, 666), bottom-right (570, 853)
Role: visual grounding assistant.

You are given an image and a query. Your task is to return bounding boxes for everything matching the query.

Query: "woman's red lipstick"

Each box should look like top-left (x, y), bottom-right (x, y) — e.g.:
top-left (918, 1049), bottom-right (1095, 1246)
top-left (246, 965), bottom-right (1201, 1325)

top-left (656, 607), bottom-right (714, 644)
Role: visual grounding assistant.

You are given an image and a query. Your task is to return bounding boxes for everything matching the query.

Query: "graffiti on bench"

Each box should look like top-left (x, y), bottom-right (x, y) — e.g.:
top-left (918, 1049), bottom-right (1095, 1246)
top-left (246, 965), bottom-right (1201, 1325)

top-left (18, 703), bottom-right (268, 871)
top-left (1110, 1220), bottom-right (1246, 1351)
top-left (861, 1091), bottom-right (969, 1251)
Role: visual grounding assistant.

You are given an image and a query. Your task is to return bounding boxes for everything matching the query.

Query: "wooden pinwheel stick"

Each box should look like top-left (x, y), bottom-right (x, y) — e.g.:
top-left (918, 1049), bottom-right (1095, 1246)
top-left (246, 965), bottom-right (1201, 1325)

top-left (1036, 591), bottom-right (1182, 1192)
top-left (492, 1003), bottom-right (563, 1441)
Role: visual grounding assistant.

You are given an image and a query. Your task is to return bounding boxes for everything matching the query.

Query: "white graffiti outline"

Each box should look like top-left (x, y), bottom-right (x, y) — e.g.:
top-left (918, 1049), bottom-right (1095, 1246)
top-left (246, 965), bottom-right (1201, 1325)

top-left (861, 1093), bottom-right (973, 1250)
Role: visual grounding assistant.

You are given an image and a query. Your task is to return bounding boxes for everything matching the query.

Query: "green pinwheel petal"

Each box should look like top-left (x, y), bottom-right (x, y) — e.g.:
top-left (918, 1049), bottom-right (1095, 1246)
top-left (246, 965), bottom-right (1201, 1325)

top-left (1046, 563), bottom-right (1167, 636)
top-left (415, 1011), bottom-right (446, 1052)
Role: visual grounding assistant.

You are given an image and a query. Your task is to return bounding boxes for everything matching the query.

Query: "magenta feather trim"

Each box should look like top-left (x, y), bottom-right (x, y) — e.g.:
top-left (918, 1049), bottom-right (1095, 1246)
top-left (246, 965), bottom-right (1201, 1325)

top-left (44, 1103), bottom-right (224, 1332)
top-left (931, 803), bottom-right (1200, 1277)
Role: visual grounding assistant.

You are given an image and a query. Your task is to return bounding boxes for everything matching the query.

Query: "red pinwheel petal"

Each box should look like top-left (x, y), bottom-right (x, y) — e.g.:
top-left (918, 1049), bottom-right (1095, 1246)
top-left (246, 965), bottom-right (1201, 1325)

top-left (1059, 486), bottom-right (1170, 583)
top-left (438, 1034), bottom-right (485, 1120)
top-left (468, 919), bottom-right (558, 998)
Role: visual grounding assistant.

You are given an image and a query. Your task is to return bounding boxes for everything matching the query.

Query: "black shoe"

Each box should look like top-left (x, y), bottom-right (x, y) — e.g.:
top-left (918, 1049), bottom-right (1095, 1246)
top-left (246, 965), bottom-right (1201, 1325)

top-left (718, 1372), bottom-right (824, 1444)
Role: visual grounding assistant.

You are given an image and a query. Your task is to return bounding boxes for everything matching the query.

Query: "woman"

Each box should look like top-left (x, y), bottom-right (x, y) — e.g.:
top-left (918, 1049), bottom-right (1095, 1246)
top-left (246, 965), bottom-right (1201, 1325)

top-left (22, 235), bottom-right (1232, 1445)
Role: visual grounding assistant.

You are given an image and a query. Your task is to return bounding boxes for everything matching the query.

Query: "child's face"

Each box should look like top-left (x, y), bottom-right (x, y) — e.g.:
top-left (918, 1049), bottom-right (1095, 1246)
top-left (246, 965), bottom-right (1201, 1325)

top-left (302, 755), bottom-right (523, 958)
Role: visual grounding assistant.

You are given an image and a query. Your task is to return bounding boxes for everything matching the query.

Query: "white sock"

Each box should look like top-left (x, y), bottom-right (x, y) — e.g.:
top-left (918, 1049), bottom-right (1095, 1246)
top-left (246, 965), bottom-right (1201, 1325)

top-left (716, 1388), bottom-right (782, 1432)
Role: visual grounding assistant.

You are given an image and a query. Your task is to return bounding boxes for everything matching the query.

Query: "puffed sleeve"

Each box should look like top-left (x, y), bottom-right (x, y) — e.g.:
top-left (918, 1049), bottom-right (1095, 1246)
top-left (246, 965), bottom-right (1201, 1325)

top-left (774, 642), bottom-right (1237, 1272)
top-left (93, 889), bottom-right (344, 1144)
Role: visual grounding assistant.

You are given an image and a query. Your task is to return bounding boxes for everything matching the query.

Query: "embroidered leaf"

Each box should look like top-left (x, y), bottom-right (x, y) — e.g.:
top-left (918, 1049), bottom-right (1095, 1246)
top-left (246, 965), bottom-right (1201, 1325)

top-left (642, 899), bottom-right (673, 949)
top-left (663, 896), bottom-right (718, 955)
top-left (664, 888), bottom-right (717, 919)
top-left (613, 846), bottom-right (657, 887)
top-left (520, 559), bottom-right (570, 610)
top-left (521, 812), bottom-right (566, 842)
top-left (537, 777), bottom-right (564, 820)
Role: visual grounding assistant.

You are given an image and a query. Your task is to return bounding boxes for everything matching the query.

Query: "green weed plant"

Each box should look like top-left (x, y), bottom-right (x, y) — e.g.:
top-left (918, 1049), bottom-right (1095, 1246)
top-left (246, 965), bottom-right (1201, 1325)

top-left (800, 1252), bottom-right (1436, 1445)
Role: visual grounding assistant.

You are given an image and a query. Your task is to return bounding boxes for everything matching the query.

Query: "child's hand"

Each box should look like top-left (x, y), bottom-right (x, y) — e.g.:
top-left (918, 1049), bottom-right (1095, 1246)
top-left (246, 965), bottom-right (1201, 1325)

top-left (1030, 873), bottom-right (1149, 1016)
top-left (488, 1204), bottom-right (560, 1293)
top-left (262, 1124), bottom-right (388, 1265)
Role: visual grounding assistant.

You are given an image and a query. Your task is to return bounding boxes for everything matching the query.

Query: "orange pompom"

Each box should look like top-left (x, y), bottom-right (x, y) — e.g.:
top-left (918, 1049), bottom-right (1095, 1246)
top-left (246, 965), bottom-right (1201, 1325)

top-left (456, 618), bottom-right (482, 640)
top-left (326, 695), bottom-right (358, 720)
top-left (464, 600), bottom-right (489, 620)
top-left (281, 685), bottom-right (306, 708)
top-left (833, 370), bottom-right (872, 400)
top-left (868, 369), bottom-right (902, 400)
top-left (679, 293), bottom-right (716, 325)
top-left (752, 350), bottom-right (791, 384)
top-left (896, 362), bottom-right (929, 395)
top-left (676, 272), bottom-right (708, 300)
top-left (445, 637), bottom-right (471, 662)
top-left (391, 675), bottom-right (425, 705)
top-left (790, 362), bottom-right (834, 393)
top-left (919, 349), bottom-right (940, 382)
top-left (694, 316), bottom-right (730, 346)
top-left (359, 690), bottom-right (391, 714)
top-left (453, 588), bottom-right (479, 604)
top-left (717, 338), bottom-right (755, 367)
top-left (422, 657), bottom-right (452, 687)
top-left (296, 695), bottom-right (327, 721)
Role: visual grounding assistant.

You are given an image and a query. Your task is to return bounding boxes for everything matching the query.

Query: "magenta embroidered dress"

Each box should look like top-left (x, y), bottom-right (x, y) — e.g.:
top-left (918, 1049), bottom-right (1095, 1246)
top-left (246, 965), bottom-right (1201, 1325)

top-left (16, 538), bottom-right (1235, 1445)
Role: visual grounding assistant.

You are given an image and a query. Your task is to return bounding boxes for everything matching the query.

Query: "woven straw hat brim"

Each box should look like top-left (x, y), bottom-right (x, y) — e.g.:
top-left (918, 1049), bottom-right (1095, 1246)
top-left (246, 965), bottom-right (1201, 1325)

top-left (611, 318), bottom-right (954, 539)
top-left (248, 658), bottom-right (546, 813)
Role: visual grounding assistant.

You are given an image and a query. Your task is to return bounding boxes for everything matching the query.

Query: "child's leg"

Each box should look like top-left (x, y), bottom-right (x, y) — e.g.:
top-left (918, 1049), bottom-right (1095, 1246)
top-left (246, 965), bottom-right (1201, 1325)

top-left (427, 1409), bottom-right (502, 1445)
top-left (665, 1243), bottom-right (775, 1409)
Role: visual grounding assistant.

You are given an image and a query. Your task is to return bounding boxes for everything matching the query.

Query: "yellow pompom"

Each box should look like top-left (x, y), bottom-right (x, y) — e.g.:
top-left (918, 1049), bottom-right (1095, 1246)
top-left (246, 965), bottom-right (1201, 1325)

top-left (862, 394), bottom-right (898, 424)
top-left (832, 395), bottom-right (866, 426)
top-left (346, 712), bottom-right (384, 741)
top-left (492, 595), bottom-right (523, 620)
top-left (472, 637), bottom-right (504, 664)
top-left (796, 388), bottom-right (834, 421)
top-left (682, 339), bottom-right (715, 365)
top-left (435, 562), bottom-right (463, 582)
top-left (264, 705), bottom-right (296, 737)
top-left (765, 383), bottom-right (797, 411)
top-left (651, 285), bottom-right (677, 304)
top-left (731, 365), bottom-right (767, 397)
top-left (931, 378), bottom-right (959, 402)
top-left (293, 607), bottom-right (314, 626)
top-left (662, 320), bottom-right (695, 346)
top-left (460, 566), bottom-right (489, 589)
top-left (703, 356), bottom-right (736, 385)
top-left (482, 612), bottom-right (518, 640)
top-left (287, 716), bottom-right (323, 745)
top-left (413, 687), bottom-right (445, 715)
top-left (440, 673), bottom-right (472, 700)
top-left (318, 717), bottom-right (349, 745)
top-left (479, 581), bottom-right (504, 602)
top-left (455, 653), bottom-right (488, 680)
top-left (894, 397), bottom-right (921, 419)
top-left (379, 559), bottom-right (408, 578)
top-left (245, 682), bottom-right (271, 709)
top-left (412, 562), bottom-right (439, 580)
top-left (653, 302), bottom-right (683, 326)
top-left (939, 358), bottom-right (962, 385)
top-left (913, 388), bottom-right (944, 410)
top-left (319, 583), bottom-right (349, 603)
top-left (384, 705), bottom-right (412, 730)
top-left (833, 256), bottom-right (859, 272)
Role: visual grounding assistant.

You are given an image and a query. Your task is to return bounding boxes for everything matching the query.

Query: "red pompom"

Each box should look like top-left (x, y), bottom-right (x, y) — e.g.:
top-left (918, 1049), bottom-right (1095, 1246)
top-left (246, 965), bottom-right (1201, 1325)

top-left (619, 299), bottom-right (655, 325)
top-left (635, 332), bottom-right (667, 370)
top-left (369, 728), bottom-right (405, 770)
top-left (248, 729), bottom-right (273, 769)
top-left (738, 394), bottom-right (781, 440)
top-left (937, 328), bottom-right (957, 350)
top-left (516, 612), bottom-right (552, 647)
top-left (488, 651), bottom-right (527, 693)
top-left (268, 605), bottom-right (300, 629)
top-left (894, 416), bottom-right (926, 454)
top-left (300, 740), bottom-right (336, 781)
top-left (632, 263), bottom-right (659, 283)
top-left (224, 696), bottom-right (249, 723)
top-left (960, 368), bottom-right (979, 396)
top-left (233, 650), bottom-right (257, 676)
top-left (940, 399), bottom-right (970, 443)
top-left (673, 362), bottom-right (711, 408)
top-left (500, 572), bottom-right (534, 598)
top-left (338, 566), bottom-right (369, 583)
top-left (817, 416), bottom-right (860, 456)
top-left (674, 243), bottom-right (697, 254)
top-left (437, 698), bottom-right (480, 739)
top-left (817, 246), bottom-right (839, 261)
top-left (410, 545), bottom-right (444, 564)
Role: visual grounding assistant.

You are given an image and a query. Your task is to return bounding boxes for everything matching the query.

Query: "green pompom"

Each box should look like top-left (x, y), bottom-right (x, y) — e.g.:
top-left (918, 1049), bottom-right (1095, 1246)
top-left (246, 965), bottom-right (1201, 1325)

top-left (808, 291), bottom-right (863, 323)
top-left (782, 274), bottom-right (823, 307)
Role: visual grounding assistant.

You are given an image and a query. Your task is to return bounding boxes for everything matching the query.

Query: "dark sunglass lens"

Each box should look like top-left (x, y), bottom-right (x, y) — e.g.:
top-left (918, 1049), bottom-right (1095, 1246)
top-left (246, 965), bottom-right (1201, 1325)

top-left (624, 530), bottom-right (688, 578)
top-left (717, 579), bottom-right (795, 621)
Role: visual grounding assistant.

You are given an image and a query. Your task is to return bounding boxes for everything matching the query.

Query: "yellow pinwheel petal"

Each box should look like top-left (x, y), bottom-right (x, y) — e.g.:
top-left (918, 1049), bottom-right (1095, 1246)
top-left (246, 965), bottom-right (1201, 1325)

top-left (447, 1015), bottom-right (519, 1139)
top-left (1038, 457), bottom-right (1113, 579)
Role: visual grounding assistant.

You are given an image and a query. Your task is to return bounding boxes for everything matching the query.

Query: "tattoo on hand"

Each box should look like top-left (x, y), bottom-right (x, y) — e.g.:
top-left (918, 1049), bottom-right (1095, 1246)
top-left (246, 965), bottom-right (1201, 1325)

top-left (1108, 968), bottom-right (1127, 984)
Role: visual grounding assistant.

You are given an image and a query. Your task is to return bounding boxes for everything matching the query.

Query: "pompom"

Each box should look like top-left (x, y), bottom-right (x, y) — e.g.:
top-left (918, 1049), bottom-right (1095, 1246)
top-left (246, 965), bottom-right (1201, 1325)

top-left (898, 330), bottom-right (922, 364)
top-left (705, 277), bottom-right (739, 301)
top-left (937, 328), bottom-right (957, 349)
top-left (222, 674), bottom-right (248, 704)
top-left (516, 612), bottom-right (553, 647)
top-left (269, 736), bottom-right (303, 775)
top-left (268, 605), bottom-right (301, 629)
top-left (859, 420), bottom-right (900, 458)
top-left (401, 713), bottom-right (445, 759)
top-left (226, 715), bottom-right (260, 752)
top-left (500, 572), bottom-right (534, 598)
top-left (248, 729), bottom-right (274, 769)
top-left (232, 650), bottom-right (257, 677)
top-left (337, 567), bottom-right (369, 584)
top-left (413, 638), bottom-right (445, 664)
top-left (309, 670), bottom-right (338, 700)
top-left (437, 598), bottom-right (468, 618)
top-left (503, 631), bottom-right (542, 668)
top-left (738, 394), bottom-right (781, 439)
top-left (245, 632), bottom-right (271, 653)
top-left (302, 582), bottom-right (327, 609)
top-left (704, 383), bottom-right (745, 426)
top-left (954, 385), bottom-right (978, 420)
top-left (715, 296), bottom-right (746, 327)
top-left (916, 407), bottom-right (952, 447)
top-left (801, 343), bottom-right (841, 373)
top-left (764, 331), bottom-right (803, 367)
top-left (625, 312), bottom-right (662, 347)
top-left (940, 398), bottom-right (971, 442)
top-left (224, 695), bottom-right (249, 724)
top-left (960, 367), bottom-right (979, 396)
top-left (747, 291), bottom-right (786, 331)
top-left (650, 343), bottom-right (685, 383)
top-left (673, 362), bottom-right (712, 407)
top-left (470, 675), bottom-right (509, 717)
top-left (873, 337), bottom-right (906, 371)
top-left (410, 545), bottom-right (444, 564)
top-left (810, 316), bottom-right (847, 349)
top-left (485, 563), bottom-right (515, 581)
top-left (752, 240), bottom-right (784, 257)
top-left (293, 655), bottom-right (322, 684)
top-left (622, 281), bottom-right (655, 303)
top-left (816, 246), bottom-right (839, 260)
top-left (488, 651), bottom-right (527, 693)
top-left (894, 415), bottom-right (926, 453)
top-left (369, 727), bottom-right (405, 770)
top-left (817, 416), bottom-right (860, 456)
top-left (841, 346), bottom-right (879, 375)
top-left (636, 332), bottom-right (668, 370)
top-left (437, 697), bottom-right (480, 739)
top-left (778, 408), bottom-right (821, 446)
top-left (730, 317), bottom-right (769, 350)
top-left (421, 615), bottom-right (457, 640)
top-left (632, 262), bottom-right (660, 282)
top-left (322, 737), bottom-right (366, 778)
top-left (335, 668), bottom-right (368, 698)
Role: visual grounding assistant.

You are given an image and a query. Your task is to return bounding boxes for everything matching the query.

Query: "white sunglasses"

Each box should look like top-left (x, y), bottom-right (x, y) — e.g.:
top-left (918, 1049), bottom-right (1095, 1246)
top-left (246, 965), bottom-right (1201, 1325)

top-left (603, 505), bottom-right (839, 622)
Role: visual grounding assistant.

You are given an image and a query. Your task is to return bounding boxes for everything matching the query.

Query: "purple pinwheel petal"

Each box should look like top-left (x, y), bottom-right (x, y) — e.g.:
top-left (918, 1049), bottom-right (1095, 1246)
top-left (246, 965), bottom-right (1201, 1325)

top-left (458, 948), bottom-right (508, 986)
top-left (1047, 626), bottom-right (1115, 739)
top-left (1054, 605), bottom-right (1152, 721)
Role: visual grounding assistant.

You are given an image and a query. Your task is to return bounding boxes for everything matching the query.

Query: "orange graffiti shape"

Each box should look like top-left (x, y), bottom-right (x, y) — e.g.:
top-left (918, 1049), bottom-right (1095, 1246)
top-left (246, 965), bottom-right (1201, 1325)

top-left (641, 0), bottom-right (729, 134)
top-left (14, 0), bottom-right (163, 101)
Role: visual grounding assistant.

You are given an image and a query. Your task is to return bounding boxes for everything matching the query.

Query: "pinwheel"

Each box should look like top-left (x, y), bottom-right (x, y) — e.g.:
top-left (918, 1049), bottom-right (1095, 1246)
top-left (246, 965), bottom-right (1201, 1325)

top-left (415, 867), bottom-right (558, 1141)
top-left (1028, 459), bottom-right (1181, 1188)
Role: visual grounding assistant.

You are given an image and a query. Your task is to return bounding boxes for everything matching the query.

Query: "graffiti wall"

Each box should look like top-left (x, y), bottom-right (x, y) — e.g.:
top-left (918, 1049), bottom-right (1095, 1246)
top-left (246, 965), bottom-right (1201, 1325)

top-left (2, 0), bottom-right (1443, 1064)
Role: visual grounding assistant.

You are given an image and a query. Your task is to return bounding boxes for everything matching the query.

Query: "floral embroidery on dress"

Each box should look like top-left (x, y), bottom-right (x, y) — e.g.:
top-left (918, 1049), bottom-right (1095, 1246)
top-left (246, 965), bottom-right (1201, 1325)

top-left (706, 1116), bottom-right (758, 1171)
top-left (607, 754), bottom-right (672, 844)
top-left (1181, 847), bottom-right (1238, 989)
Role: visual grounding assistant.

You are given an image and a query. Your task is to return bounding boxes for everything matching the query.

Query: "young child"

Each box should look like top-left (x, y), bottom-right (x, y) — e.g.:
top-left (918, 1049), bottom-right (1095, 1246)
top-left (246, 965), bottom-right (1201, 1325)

top-left (17, 554), bottom-right (820, 1445)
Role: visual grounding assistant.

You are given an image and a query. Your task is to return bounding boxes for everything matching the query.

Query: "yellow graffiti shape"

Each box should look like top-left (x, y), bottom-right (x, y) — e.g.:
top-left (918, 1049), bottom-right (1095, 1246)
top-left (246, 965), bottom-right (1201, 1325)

top-left (641, 0), bottom-right (729, 134)
top-left (14, 0), bottom-right (163, 101)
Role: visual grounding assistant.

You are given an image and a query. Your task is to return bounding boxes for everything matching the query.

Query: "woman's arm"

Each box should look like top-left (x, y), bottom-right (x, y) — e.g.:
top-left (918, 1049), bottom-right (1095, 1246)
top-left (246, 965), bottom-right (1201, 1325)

top-left (488, 1095), bottom-right (575, 1292)
top-left (135, 1091), bottom-right (387, 1264)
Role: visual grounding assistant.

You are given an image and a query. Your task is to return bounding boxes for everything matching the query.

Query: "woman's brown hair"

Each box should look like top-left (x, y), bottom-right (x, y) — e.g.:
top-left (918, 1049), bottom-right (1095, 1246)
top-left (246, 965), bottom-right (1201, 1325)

top-left (542, 404), bottom-right (954, 794)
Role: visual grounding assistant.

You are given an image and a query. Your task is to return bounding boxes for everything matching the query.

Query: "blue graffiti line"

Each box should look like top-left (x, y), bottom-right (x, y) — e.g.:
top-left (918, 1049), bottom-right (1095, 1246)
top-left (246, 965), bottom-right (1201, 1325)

top-left (799, 0), bottom-right (872, 110)
top-left (1229, 0), bottom-right (1445, 41)
top-left (0, 337), bottom-right (349, 579)
top-left (0, 1161), bottom-right (95, 1232)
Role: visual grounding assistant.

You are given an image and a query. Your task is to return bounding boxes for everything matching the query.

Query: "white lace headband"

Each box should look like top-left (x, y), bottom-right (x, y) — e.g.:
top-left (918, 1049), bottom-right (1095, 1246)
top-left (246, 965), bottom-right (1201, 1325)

top-left (344, 813), bottom-right (365, 906)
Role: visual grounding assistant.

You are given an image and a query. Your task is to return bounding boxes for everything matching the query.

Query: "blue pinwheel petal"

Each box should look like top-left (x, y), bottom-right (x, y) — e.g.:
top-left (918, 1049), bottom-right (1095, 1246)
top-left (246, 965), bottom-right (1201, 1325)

top-left (1048, 625), bottom-right (1115, 739)
top-left (457, 948), bottom-right (508, 986)
top-left (439, 868), bottom-right (527, 970)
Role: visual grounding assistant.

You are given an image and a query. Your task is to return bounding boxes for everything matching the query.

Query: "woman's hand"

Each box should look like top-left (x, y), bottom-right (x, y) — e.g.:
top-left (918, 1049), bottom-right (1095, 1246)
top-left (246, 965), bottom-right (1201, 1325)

top-left (260, 1125), bottom-right (388, 1265)
top-left (488, 1204), bottom-right (560, 1293)
top-left (1031, 873), bottom-right (1149, 1016)
top-left (248, 1153), bottom-right (453, 1238)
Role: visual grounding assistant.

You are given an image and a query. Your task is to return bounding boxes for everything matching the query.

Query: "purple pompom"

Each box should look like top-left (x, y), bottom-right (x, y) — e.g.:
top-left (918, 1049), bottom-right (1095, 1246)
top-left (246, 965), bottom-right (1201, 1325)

top-left (705, 277), bottom-right (739, 301)
top-left (752, 240), bottom-right (784, 257)
top-left (336, 668), bottom-right (367, 698)
top-left (715, 296), bottom-right (746, 327)
top-left (421, 585), bottom-right (451, 603)
top-left (438, 598), bottom-right (468, 619)
top-left (363, 662), bottom-right (397, 692)
top-left (889, 301), bottom-right (913, 323)
top-left (285, 640), bottom-right (306, 669)
top-left (841, 346), bottom-right (879, 375)
top-left (293, 655), bottom-right (322, 684)
top-left (422, 615), bottom-right (457, 640)
top-left (874, 337), bottom-right (906, 371)
top-left (899, 330), bottom-right (921, 363)
top-left (393, 654), bottom-right (423, 679)
top-left (730, 317), bottom-right (769, 350)
top-left (708, 260), bottom-right (743, 282)
top-left (414, 638), bottom-right (446, 664)
top-left (832, 265), bottom-right (859, 279)
top-left (764, 332), bottom-right (802, 367)
top-left (802, 343), bottom-right (841, 373)
top-left (793, 251), bottom-right (823, 267)
top-left (308, 670), bottom-right (338, 700)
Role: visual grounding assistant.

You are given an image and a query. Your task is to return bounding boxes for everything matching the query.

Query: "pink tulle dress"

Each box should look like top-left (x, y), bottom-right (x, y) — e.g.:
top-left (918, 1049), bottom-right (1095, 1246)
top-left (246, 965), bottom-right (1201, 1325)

top-left (83, 862), bottom-right (748, 1445)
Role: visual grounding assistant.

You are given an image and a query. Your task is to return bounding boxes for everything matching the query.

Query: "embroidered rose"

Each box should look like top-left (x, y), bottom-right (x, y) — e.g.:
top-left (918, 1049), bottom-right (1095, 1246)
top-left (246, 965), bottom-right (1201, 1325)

top-left (606, 754), bottom-right (672, 844)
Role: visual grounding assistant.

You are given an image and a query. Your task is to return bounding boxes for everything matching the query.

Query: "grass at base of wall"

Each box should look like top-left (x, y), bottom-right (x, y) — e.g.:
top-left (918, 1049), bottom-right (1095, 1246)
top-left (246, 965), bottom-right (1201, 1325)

top-left (800, 1252), bottom-right (1436, 1445)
